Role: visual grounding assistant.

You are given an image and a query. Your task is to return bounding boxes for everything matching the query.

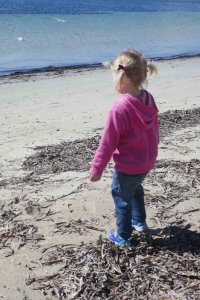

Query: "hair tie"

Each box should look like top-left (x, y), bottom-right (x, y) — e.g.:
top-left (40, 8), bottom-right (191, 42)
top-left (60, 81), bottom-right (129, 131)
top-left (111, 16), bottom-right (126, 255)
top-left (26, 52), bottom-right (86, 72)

top-left (118, 64), bottom-right (128, 72)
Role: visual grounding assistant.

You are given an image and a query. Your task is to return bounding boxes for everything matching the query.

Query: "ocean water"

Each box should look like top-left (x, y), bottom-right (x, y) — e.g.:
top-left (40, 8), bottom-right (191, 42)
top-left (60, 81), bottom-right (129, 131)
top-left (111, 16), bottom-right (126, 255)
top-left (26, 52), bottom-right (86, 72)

top-left (0, 0), bottom-right (200, 73)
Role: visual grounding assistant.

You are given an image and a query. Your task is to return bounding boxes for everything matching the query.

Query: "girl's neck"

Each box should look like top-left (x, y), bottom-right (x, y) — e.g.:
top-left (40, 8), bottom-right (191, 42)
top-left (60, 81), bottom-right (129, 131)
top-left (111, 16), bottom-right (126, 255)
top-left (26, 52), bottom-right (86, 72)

top-left (123, 85), bottom-right (142, 98)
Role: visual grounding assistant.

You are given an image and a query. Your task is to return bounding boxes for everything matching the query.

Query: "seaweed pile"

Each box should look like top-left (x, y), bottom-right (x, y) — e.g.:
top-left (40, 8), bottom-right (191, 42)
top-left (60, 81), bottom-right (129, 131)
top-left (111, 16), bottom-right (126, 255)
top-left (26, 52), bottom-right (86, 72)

top-left (0, 195), bottom-right (45, 257)
top-left (22, 108), bottom-right (200, 175)
top-left (23, 137), bottom-right (100, 174)
top-left (146, 159), bottom-right (200, 208)
top-left (27, 227), bottom-right (200, 300)
top-left (0, 221), bottom-right (44, 256)
top-left (24, 155), bottom-right (200, 299)
top-left (55, 218), bottom-right (104, 235)
top-left (159, 108), bottom-right (200, 138)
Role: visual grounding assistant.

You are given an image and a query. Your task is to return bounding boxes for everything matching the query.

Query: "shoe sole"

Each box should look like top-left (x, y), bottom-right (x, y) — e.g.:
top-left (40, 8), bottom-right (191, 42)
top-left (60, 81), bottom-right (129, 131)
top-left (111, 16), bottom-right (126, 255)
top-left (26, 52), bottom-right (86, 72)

top-left (108, 237), bottom-right (131, 247)
top-left (133, 225), bottom-right (149, 232)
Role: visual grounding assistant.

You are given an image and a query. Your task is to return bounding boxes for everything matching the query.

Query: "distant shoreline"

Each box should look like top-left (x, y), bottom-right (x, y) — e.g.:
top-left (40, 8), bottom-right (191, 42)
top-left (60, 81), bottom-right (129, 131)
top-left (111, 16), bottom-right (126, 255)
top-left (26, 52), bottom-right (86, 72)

top-left (1, 53), bottom-right (200, 78)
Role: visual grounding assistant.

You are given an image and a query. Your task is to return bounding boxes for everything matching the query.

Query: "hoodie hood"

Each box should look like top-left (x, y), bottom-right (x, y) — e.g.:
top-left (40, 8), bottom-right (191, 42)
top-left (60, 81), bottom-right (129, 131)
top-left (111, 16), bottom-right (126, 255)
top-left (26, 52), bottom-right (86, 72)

top-left (123, 91), bottom-right (158, 129)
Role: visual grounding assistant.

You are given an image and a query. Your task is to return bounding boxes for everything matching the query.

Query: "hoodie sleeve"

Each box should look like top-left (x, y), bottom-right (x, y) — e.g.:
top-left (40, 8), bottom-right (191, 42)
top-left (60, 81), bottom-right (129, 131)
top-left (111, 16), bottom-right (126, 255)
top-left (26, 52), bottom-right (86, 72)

top-left (155, 114), bottom-right (160, 144)
top-left (90, 106), bottom-right (125, 176)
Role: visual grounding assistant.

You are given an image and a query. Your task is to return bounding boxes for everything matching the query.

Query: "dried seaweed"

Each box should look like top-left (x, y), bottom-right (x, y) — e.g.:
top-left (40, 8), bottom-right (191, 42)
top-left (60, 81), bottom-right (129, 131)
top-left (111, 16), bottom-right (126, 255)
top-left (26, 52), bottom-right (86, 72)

top-left (144, 159), bottom-right (200, 229)
top-left (1, 209), bottom-right (22, 223)
top-left (55, 219), bottom-right (104, 235)
top-left (28, 226), bottom-right (200, 300)
top-left (22, 137), bottom-right (100, 175)
top-left (158, 108), bottom-right (200, 139)
top-left (22, 108), bottom-right (200, 176)
top-left (148, 159), bottom-right (200, 203)
top-left (0, 221), bottom-right (44, 255)
top-left (0, 172), bottom-right (47, 188)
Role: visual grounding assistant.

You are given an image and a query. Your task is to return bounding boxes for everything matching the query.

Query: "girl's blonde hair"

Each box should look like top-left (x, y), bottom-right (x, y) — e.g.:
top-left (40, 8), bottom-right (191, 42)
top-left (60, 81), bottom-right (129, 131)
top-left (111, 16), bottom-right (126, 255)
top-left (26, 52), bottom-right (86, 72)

top-left (106, 49), bottom-right (157, 88)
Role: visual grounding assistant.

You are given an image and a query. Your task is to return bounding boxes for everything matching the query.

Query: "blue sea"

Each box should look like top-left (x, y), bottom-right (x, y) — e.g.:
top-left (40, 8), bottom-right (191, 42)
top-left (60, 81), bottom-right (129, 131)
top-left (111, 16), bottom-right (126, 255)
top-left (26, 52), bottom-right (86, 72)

top-left (0, 0), bottom-right (200, 74)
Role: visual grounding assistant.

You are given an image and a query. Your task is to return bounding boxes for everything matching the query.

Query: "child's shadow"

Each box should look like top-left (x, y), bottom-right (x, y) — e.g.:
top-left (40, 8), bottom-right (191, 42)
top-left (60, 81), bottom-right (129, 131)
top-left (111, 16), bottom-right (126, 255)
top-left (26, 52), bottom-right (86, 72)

top-left (137, 224), bottom-right (200, 255)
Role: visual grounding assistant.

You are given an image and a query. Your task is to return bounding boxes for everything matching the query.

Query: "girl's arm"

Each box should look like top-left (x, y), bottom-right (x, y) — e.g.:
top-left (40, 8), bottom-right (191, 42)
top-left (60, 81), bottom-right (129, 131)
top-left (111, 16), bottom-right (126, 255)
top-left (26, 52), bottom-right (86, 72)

top-left (90, 107), bottom-right (125, 178)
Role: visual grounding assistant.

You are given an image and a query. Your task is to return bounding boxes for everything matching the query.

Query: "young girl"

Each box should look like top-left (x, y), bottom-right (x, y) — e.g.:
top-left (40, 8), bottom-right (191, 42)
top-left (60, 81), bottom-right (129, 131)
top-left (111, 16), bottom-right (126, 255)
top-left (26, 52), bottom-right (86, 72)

top-left (89, 49), bottom-right (159, 246)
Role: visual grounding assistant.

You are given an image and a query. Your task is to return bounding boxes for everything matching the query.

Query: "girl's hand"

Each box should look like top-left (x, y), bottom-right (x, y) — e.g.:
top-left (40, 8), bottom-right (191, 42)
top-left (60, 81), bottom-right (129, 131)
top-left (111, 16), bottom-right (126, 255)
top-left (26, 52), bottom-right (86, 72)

top-left (90, 173), bottom-right (101, 182)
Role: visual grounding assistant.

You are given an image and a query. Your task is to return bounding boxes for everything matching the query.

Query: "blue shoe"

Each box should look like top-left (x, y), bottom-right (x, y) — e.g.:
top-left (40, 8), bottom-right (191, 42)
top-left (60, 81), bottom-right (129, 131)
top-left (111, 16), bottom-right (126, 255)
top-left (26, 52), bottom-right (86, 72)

top-left (132, 220), bottom-right (148, 232)
top-left (108, 229), bottom-right (131, 247)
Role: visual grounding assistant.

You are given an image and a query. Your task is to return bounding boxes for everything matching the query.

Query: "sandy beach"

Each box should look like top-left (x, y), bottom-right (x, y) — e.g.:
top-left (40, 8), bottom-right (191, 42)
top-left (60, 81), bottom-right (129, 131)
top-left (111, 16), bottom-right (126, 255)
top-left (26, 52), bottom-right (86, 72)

top-left (0, 57), bottom-right (200, 299)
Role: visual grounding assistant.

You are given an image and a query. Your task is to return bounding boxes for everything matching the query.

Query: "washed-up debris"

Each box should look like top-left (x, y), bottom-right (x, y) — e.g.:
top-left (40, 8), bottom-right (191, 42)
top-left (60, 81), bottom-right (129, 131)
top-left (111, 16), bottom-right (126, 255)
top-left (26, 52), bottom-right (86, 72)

top-left (55, 218), bottom-right (104, 235)
top-left (1, 209), bottom-right (22, 223)
top-left (22, 108), bottom-right (200, 175)
top-left (24, 156), bottom-right (199, 298)
top-left (0, 221), bottom-right (44, 256)
top-left (36, 208), bottom-right (59, 222)
top-left (0, 196), bottom-right (51, 257)
top-left (0, 171), bottom-right (48, 188)
top-left (22, 137), bottom-right (100, 174)
top-left (145, 159), bottom-right (200, 227)
top-left (148, 159), bottom-right (200, 202)
top-left (27, 225), bottom-right (200, 300)
top-left (159, 108), bottom-right (200, 138)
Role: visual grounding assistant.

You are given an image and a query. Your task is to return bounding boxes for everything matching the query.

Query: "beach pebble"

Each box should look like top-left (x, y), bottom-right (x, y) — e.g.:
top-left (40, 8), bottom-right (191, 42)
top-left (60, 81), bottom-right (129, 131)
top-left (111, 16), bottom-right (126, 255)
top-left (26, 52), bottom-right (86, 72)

top-left (25, 205), bottom-right (34, 214)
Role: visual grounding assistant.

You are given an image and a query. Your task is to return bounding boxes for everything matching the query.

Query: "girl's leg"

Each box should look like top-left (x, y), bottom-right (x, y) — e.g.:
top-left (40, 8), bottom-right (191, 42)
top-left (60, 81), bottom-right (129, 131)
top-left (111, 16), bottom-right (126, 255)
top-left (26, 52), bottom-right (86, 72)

top-left (132, 184), bottom-right (146, 222)
top-left (111, 170), bottom-right (146, 240)
top-left (112, 191), bottom-right (132, 240)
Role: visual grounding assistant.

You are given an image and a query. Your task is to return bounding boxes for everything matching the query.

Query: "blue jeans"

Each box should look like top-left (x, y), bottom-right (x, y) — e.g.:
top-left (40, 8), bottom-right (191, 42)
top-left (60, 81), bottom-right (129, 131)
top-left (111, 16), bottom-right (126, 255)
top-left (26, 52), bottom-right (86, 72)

top-left (111, 169), bottom-right (147, 239)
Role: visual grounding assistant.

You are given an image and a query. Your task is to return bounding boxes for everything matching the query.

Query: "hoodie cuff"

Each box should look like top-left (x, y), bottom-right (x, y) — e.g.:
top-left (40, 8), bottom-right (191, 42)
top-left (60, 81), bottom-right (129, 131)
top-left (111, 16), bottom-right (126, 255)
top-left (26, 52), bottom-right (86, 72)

top-left (89, 165), bottom-right (103, 177)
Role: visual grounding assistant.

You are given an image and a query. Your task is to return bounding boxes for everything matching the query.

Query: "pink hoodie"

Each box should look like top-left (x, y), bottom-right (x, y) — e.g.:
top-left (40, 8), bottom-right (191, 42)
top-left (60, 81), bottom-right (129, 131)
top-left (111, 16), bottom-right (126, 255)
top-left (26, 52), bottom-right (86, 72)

top-left (90, 90), bottom-right (159, 176)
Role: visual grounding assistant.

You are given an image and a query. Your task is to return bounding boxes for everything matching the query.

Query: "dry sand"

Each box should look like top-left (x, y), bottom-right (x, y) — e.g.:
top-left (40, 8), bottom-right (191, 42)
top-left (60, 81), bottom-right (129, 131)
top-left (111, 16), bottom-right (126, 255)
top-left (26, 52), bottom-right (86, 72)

top-left (0, 57), bottom-right (199, 299)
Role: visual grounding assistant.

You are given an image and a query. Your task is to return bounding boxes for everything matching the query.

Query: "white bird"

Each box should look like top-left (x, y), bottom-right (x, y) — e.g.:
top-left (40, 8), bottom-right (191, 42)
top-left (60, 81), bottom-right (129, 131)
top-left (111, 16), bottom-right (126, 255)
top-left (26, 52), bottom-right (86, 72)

top-left (53, 18), bottom-right (66, 23)
top-left (17, 37), bottom-right (24, 42)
